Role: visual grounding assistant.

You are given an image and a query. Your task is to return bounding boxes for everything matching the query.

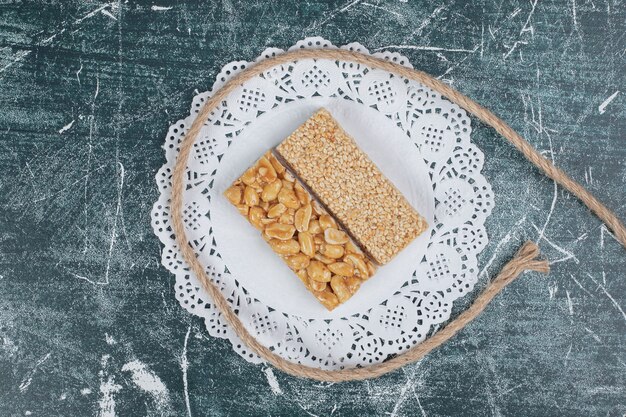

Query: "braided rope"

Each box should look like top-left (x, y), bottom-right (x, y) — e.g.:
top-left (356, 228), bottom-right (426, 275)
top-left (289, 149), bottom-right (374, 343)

top-left (169, 49), bottom-right (624, 381)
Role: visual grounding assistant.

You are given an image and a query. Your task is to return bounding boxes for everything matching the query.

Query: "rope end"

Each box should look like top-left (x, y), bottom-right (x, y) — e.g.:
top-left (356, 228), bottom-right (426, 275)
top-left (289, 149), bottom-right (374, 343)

top-left (518, 241), bottom-right (550, 274)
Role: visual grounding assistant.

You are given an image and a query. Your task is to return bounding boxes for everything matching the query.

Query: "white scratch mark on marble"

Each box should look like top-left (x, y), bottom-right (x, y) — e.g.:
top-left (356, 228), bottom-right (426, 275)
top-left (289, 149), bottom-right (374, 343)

top-left (70, 271), bottom-right (106, 286)
top-left (536, 128), bottom-right (558, 244)
top-left (584, 327), bottom-right (602, 343)
top-left (548, 282), bottom-right (558, 299)
top-left (94, 76), bottom-right (100, 100)
top-left (587, 274), bottom-right (626, 322)
top-left (101, 9), bottom-right (118, 20)
top-left (25, 162), bottom-right (35, 179)
top-left (104, 162), bottom-right (125, 284)
top-left (82, 77), bottom-right (98, 254)
top-left (483, 383), bottom-right (503, 417)
top-left (507, 7), bottom-right (522, 19)
top-left (598, 91), bottom-right (620, 114)
top-left (361, 2), bottom-right (402, 18)
top-left (151, 5), bottom-right (173, 11)
top-left (479, 216), bottom-right (527, 278)
top-left (263, 367), bottom-right (283, 395)
top-left (182, 326), bottom-right (192, 417)
top-left (58, 120), bottom-right (75, 134)
top-left (402, 5), bottom-right (446, 42)
top-left (411, 385), bottom-right (428, 417)
top-left (532, 224), bottom-right (579, 264)
top-left (503, 0), bottom-right (538, 59)
top-left (19, 353), bottom-right (51, 392)
top-left (566, 290), bottom-right (574, 315)
top-left (316, 0), bottom-right (363, 28)
top-left (76, 64), bottom-right (83, 85)
top-left (480, 24), bottom-right (485, 58)
top-left (294, 401), bottom-right (321, 417)
top-left (105, 333), bottom-right (116, 345)
top-left (376, 45), bottom-right (478, 53)
top-left (600, 224), bottom-right (620, 248)
top-left (571, 0), bottom-right (578, 30)
top-left (75, 2), bottom-right (116, 24)
top-left (564, 343), bottom-right (572, 364)
top-left (499, 383), bottom-right (524, 396)
top-left (503, 41), bottom-right (528, 59)
top-left (0, 51), bottom-right (32, 75)
top-left (1, 2), bottom-right (110, 77)
top-left (122, 360), bottom-right (171, 411)
top-left (437, 46), bottom-right (481, 80)
top-left (388, 363), bottom-right (422, 417)
top-left (98, 355), bottom-right (120, 417)
top-left (568, 274), bottom-right (593, 296)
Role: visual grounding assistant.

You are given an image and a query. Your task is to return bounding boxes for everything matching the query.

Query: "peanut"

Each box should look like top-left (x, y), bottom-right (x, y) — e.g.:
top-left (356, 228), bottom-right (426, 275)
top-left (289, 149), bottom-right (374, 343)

top-left (324, 228), bottom-right (349, 245)
top-left (285, 254), bottom-right (310, 270)
top-left (265, 223), bottom-right (295, 240)
top-left (248, 206), bottom-right (265, 230)
top-left (257, 156), bottom-right (277, 183)
top-left (308, 220), bottom-right (322, 235)
top-left (294, 204), bottom-right (312, 232)
top-left (277, 187), bottom-right (300, 209)
top-left (269, 154), bottom-right (286, 174)
top-left (345, 276), bottom-right (361, 294)
top-left (328, 262), bottom-right (353, 276)
top-left (309, 279), bottom-right (327, 292)
top-left (269, 239), bottom-right (300, 255)
top-left (330, 275), bottom-right (351, 303)
top-left (312, 200), bottom-right (326, 216)
top-left (241, 167), bottom-right (257, 185)
top-left (224, 185), bottom-right (242, 205)
top-left (261, 180), bottom-right (282, 202)
top-left (282, 170), bottom-right (295, 182)
top-left (323, 244), bottom-right (344, 259)
top-left (267, 203), bottom-right (287, 218)
top-left (278, 212), bottom-right (294, 225)
top-left (243, 185), bottom-right (259, 206)
top-left (345, 240), bottom-right (363, 255)
top-left (298, 232), bottom-right (315, 257)
top-left (307, 261), bottom-right (331, 282)
top-left (344, 253), bottom-right (369, 278)
top-left (314, 289), bottom-right (339, 310)
top-left (236, 204), bottom-right (248, 216)
top-left (296, 269), bottom-right (309, 287)
top-left (282, 179), bottom-right (294, 190)
top-left (319, 214), bottom-right (336, 230)
top-left (314, 253), bottom-right (335, 265)
top-left (294, 182), bottom-right (310, 205)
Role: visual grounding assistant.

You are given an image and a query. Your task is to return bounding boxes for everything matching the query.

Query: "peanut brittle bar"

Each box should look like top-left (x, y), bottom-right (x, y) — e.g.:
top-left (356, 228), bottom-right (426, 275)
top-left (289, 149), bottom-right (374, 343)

top-left (276, 108), bottom-right (428, 265)
top-left (224, 152), bottom-right (376, 311)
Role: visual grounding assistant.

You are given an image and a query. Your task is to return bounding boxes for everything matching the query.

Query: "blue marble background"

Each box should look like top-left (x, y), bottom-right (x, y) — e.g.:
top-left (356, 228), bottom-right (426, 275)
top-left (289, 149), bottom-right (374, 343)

top-left (0, 1), bottom-right (624, 416)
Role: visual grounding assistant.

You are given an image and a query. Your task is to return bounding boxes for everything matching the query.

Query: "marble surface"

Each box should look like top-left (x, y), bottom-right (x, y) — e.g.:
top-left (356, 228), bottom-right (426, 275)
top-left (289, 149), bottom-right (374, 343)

top-left (0, 1), bottom-right (624, 416)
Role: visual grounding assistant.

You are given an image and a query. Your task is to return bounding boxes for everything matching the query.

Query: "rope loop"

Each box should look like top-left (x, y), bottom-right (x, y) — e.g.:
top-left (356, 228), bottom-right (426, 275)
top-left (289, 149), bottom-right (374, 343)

top-left (169, 49), bottom-right (625, 381)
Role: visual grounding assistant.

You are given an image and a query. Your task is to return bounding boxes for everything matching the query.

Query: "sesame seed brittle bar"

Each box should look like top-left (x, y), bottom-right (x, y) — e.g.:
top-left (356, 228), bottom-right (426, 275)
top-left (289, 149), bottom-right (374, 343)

top-left (276, 108), bottom-right (428, 265)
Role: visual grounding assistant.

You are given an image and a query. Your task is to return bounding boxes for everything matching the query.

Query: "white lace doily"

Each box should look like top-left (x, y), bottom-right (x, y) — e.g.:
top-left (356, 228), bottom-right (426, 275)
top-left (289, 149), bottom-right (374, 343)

top-left (151, 37), bottom-right (494, 369)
